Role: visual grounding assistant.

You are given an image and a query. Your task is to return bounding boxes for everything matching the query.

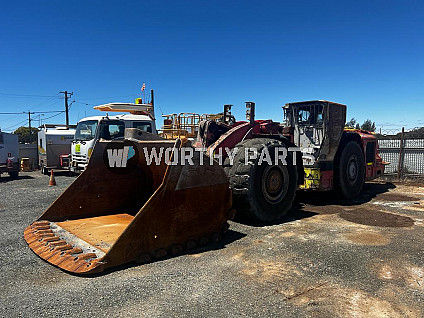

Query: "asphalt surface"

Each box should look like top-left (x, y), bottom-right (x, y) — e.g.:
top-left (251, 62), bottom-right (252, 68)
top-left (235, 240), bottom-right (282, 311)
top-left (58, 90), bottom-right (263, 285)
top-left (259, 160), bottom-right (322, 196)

top-left (1, 171), bottom-right (424, 317)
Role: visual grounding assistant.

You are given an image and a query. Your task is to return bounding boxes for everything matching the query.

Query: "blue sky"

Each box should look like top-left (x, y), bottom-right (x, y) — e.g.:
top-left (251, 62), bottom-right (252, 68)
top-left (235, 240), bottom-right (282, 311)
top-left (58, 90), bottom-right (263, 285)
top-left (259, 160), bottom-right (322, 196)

top-left (0, 0), bottom-right (423, 132)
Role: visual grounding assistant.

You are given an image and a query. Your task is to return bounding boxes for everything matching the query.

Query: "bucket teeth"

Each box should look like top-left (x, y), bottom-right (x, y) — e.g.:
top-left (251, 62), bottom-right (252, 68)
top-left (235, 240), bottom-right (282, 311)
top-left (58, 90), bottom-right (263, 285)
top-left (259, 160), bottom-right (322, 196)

top-left (33, 221), bottom-right (50, 226)
top-left (32, 225), bottom-right (50, 231)
top-left (75, 253), bottom-right (97, 261)
top-left (44, 245), bottom-right (74, 261)
top-left (50, 240), bottom-right (67, 246)
top-left (42, 236), bottom-right (60, 243)
top-left (39, 233), bottom-right (55, 238)
top-left (66, 248), bottom-right (83, 255)
top-left (56, 244), bottom-right (73, 251)
top-left (35, 229), bottom-right (54, 235)
top-left (23, 222), bottom-right (104, 274)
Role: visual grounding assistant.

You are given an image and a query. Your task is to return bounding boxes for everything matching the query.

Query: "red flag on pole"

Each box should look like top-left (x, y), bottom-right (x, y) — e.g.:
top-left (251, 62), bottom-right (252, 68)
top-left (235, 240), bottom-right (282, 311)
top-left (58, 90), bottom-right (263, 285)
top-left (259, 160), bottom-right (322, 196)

top-left (141, 83), bottom-right (146, 92)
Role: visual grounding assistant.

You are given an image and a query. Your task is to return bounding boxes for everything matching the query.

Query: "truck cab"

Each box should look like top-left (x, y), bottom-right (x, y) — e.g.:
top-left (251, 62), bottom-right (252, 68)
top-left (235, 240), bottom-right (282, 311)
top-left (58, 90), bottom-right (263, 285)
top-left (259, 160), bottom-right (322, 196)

top-left (283, 100), bottom-right (385, 196)
top-left (71, 113), bottom-right (156, 172)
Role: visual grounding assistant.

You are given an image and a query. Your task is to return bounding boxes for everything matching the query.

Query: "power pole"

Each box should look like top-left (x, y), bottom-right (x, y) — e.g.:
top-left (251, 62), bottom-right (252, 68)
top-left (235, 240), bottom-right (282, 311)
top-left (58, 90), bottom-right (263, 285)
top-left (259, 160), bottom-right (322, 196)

top-left (60, 90), bottom-right (73, 126)
top-left (23, 111), bottom-right (35, 143)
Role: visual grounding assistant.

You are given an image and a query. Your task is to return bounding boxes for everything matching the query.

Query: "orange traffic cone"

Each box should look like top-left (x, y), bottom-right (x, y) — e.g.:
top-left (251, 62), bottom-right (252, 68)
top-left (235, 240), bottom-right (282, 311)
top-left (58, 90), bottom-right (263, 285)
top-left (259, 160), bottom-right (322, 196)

top-left (49, 170), bottom-right (57, 187)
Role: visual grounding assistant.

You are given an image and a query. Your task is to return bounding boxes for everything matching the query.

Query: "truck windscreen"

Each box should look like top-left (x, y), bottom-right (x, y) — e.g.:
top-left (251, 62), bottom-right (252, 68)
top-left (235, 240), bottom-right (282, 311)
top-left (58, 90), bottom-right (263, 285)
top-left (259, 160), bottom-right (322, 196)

top-left (75, 120), bottom-right (98, 141)
top-left (99, 120), bottom-right (125, 140)
top-left (133, 122), bottom-right (152, 133)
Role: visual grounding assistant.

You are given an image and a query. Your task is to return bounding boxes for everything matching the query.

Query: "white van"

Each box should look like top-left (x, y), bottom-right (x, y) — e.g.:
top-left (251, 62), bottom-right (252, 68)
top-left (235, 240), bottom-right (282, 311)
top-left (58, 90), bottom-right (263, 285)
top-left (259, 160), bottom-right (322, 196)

top-left (0, 129), bottom-right (19, 178)
top-left (71, 105), bottom-right (156, 173)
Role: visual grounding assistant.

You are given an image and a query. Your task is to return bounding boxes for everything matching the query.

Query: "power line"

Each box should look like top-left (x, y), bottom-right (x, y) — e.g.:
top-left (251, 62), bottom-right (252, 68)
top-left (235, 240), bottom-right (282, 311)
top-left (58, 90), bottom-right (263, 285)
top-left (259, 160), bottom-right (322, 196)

top-left (0, 93), bottom-right (63, 130)
top-left (0, 92), bottom-right (59, 98)
top-left (76, 94), bottom-right (136, 101)
top-left (31, 95), bottom-right (62, 111)
top-left (74, 100), bottom-right (95, 106)
top-left (0, 97), bottom-right (62, 124)
top-left (0, 110), bottom-right (63, 115)
top-left (2, 119), bottom-right (29, 131)
top-left (43, 111), bottom-right (65, 121)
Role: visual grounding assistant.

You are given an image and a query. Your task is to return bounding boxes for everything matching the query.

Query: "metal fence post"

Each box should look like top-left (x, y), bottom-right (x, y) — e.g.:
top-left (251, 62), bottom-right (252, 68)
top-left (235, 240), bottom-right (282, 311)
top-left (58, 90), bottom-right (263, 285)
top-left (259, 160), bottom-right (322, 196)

top-left (397, 127), bottom-right (405, 179)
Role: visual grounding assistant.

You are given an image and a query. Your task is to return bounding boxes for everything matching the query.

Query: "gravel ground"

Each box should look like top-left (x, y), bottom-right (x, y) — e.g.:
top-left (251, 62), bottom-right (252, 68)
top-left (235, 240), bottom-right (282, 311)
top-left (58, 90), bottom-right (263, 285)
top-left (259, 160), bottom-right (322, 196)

top-left (1, 171), bottom-right (424, 317)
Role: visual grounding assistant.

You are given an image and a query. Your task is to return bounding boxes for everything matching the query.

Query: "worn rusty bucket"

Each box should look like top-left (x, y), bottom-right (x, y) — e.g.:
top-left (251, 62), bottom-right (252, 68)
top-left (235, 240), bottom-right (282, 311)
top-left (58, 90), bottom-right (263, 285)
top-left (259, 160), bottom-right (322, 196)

top-left (24, 130), bottom-right (232, 274)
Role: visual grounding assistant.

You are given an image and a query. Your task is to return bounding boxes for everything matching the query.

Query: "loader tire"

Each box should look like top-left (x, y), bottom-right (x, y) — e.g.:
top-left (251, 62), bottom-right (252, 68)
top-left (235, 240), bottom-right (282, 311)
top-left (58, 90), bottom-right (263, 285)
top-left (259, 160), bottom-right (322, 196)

top-left (224, 138), bottom-right (298, 222)
top-left (337, 141), bottom-right (365, 199)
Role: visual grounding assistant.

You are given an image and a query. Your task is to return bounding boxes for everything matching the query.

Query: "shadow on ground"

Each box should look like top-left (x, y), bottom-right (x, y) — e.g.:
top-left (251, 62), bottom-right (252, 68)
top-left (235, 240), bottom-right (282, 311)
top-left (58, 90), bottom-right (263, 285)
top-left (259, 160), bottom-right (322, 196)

top-left (0, 175), bottom-right (34, 183)
top-left (235, 182), bottom-right (399, 227)
top-left (237, 208), bottom-right (318, 227)
top-left (295, 182), bottom-right (397, 207)
top-left (78, 229), bottom-right (247, 278)
top-left (41, 170), bottom-right (75, 177)
top-left (294, 182), bottom-right (416, 228)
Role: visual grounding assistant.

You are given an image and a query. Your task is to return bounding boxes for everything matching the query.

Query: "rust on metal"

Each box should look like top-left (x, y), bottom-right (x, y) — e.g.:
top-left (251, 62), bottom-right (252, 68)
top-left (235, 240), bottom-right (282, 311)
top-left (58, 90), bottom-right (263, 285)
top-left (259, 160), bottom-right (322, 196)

top-left (24, 134), bottom-right (233, 274)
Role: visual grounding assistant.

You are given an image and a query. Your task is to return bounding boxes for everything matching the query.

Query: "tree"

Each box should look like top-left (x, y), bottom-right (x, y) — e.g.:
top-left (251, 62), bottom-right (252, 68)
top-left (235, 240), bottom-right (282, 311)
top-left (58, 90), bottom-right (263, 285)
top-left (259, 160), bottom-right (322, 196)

top-left (345, 118), bottom-right (357, 128)
top-left (361, 119), bottom-right (376, 132)
top-left (355, 123), bottom-right (360, 130)
top-left (13, 126), bottom-right (39, 144)
top-left (403, 127), bottom-right (424, 139)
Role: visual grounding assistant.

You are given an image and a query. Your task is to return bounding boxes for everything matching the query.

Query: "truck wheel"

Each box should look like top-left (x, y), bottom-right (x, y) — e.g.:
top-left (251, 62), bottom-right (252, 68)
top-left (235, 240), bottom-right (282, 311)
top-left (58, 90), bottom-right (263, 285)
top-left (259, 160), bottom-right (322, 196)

top-left (8, 171), bottom-right (19, 179)
top-left (41, 166), bottom-right (49, 175)
top-left (337, 141), bottom-right (365, 199)
top-left (224, 138), bottom-right (298, 222)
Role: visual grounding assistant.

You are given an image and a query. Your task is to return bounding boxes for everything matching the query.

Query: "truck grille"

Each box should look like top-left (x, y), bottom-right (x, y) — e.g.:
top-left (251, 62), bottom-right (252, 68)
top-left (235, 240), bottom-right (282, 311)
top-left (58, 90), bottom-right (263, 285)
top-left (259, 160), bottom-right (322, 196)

top-left (72, 154), bottom-right (87, 164)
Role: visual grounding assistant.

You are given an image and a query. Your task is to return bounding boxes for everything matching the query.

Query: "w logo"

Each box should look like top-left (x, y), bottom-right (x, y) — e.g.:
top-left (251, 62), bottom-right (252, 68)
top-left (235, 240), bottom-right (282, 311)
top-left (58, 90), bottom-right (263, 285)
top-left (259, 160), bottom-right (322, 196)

top-left (107, 146), bottom-right (136, 168)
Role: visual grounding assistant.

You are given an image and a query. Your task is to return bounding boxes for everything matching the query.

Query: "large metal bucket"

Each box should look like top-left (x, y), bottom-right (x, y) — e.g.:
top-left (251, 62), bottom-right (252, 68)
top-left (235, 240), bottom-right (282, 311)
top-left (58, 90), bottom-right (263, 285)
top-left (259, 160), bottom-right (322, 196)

top-left (24, 131), bottom-right (232, 274)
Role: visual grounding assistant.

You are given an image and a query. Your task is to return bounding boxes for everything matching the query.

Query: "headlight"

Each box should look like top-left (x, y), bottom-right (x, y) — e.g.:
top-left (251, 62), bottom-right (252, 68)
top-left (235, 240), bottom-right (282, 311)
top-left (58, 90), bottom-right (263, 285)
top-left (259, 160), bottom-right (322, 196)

top-left (88, 148), bottom-right (93, 158)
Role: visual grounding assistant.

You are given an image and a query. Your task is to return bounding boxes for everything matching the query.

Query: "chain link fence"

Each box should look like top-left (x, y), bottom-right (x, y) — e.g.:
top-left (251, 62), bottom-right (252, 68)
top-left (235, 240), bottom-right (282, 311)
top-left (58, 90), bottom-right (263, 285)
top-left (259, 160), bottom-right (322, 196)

top-left (378, 137), bottom-right (424, 178)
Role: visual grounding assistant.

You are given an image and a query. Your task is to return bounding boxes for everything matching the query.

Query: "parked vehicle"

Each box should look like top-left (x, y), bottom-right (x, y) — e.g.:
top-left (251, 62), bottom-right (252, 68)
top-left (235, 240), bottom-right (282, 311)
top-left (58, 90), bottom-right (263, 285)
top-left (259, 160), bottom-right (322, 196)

top-left (0, 129), bottom-right (19, 178)
top-left (71, 98), bottom-right (157, 173)
top-left (38, 124), bottom-right (76, 175)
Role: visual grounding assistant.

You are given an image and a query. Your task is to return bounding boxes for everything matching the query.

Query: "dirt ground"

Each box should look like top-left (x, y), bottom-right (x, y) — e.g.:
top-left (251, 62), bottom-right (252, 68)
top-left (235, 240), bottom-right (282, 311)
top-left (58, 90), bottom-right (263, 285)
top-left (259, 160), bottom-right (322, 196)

top-left (1, 172), bottom-right (423, 317)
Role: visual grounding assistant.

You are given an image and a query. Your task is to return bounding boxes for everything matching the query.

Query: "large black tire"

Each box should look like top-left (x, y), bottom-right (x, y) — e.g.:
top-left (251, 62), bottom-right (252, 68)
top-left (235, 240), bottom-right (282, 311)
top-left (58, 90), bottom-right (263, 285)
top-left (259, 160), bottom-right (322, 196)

top-left (337, 141), bottom-right (365, 199)
top-left (223, 138), bottom-right (298, 222)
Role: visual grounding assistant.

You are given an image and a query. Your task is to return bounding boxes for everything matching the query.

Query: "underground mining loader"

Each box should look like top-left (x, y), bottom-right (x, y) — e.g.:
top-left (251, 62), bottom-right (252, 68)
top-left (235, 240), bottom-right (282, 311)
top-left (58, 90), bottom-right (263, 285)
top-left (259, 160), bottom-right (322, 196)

top-left (195, 101), bottom-right (385, 222)
top-left (24, 129), bottom-right (233, 274)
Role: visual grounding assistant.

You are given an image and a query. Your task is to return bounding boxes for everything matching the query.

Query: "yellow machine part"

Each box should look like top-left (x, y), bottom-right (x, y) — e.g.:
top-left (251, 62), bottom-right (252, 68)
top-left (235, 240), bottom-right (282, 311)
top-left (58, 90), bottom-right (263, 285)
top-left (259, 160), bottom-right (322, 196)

top-left (300, 168), bottom-right (321, 190)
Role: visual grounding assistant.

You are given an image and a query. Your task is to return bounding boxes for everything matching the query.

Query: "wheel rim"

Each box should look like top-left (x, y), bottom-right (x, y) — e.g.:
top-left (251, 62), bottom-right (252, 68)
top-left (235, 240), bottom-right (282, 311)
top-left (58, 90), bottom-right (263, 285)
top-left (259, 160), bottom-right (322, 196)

top-left (261, 165), bottom-right (289, 204)
top-left (347, 155), bottom-right (359, 184)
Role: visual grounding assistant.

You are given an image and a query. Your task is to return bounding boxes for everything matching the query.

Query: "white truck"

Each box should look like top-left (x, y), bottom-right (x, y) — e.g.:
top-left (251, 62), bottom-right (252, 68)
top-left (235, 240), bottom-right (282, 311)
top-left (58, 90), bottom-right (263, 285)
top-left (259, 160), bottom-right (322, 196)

top-left (0, 129), bottom-right (19, 179)
top-left (71, 101), bottom-right (157, 173)
top-left (38, 124), bottom-right (76, 175)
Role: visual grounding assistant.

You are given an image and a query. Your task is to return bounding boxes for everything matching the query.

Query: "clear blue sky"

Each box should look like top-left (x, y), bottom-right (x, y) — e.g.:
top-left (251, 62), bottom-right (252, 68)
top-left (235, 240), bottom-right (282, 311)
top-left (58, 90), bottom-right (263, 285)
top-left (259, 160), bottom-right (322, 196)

top-left (1, 0), bottom-right (423, 133)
